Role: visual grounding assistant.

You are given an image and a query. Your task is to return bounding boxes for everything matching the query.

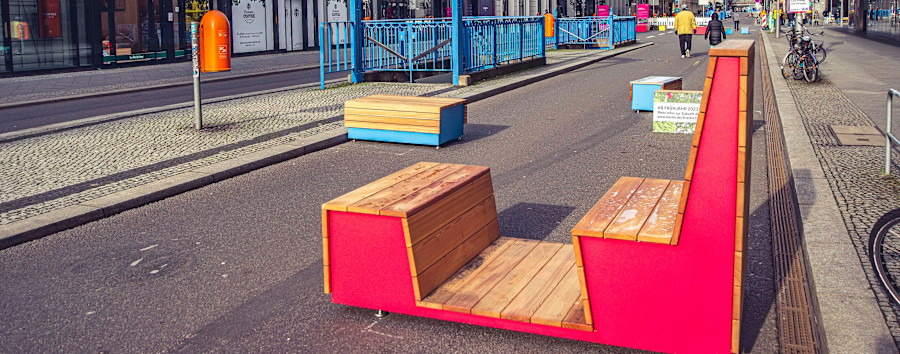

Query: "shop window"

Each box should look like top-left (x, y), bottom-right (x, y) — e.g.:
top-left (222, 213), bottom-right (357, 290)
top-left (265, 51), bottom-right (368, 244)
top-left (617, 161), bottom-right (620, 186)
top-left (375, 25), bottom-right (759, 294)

top-left (6, 0), bottom-right (88, 71)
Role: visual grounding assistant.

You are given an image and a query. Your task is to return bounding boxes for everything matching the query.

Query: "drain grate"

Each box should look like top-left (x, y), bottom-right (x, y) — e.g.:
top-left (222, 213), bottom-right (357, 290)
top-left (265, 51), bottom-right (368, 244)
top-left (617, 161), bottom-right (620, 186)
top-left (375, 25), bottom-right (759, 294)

top-left (760, 34), bottom-right (822, 353)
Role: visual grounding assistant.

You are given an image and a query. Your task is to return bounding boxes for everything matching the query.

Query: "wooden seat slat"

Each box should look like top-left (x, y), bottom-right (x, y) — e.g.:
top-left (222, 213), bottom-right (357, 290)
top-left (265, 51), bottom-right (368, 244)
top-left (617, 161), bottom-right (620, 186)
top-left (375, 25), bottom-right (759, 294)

top-left (562, 299), bottom-right (593, 331)
top-left (638, 181), bottom-right (684, 244)
top-left (412, 219), bottom-right (500, 300)
top-left (322, 162), bottom-right (440, 212)
top-left (570, 177), bottom-right (644, 237)
top-left (346, 163), bottom-right (465, 215)
top-left (442, 239), bottom-right (540, 313)
top-left (417, 236), bottom-right (517, 309)
top-left (381, 166), bottom-right (490, 218)
top-left (359, 94), bottom-right (467, 107)
top-left (344, 120), bottom-right (441, 134)
top-left (344, 115), bottom-right (442, 127)
top-left (470, 242), bottom-right (565, 318)
top-left (604, 179), bottom-right (671, 241)
top-left (344, 108), bottom-right (441, 120)
top-left (531, 265), bottom-right (583, 327)
top-left (404, 173), bottom-right (495, 244)
top-left (500, 246), bottom-right (575, 322)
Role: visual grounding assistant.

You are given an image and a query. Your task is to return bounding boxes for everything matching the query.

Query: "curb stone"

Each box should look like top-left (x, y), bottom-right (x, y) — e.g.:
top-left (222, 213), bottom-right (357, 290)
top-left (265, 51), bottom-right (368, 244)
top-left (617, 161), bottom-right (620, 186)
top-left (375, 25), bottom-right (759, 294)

top-left (0, 64), bottom-right (321, 110)
top-left (0, 42), bottom-right (654, 250)
top-left (761, 32), bottom-right (897, 353)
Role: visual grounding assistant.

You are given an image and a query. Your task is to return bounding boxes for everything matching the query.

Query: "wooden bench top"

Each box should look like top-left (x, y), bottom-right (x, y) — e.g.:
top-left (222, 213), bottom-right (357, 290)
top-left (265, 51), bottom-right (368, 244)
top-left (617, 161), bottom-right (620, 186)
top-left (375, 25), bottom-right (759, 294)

top-left (322, 162), bottom-right (489, 218)
top-left (345, 95), bottom-right (467, 113)
top-left (418, 237), bottom-right (591, 331)
top-left (630, 76), bottom-right (682, 85)
top-left (571, 177), bottom-right (684, 245)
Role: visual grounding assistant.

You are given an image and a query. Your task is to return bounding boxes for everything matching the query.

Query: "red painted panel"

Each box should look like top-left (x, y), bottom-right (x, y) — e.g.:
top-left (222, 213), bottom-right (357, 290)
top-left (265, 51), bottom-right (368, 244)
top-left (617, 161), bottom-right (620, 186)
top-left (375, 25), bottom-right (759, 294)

top-left (328, 210), bottom-right (600, 343)
top-left (583, 57), bottom-right (740, 353)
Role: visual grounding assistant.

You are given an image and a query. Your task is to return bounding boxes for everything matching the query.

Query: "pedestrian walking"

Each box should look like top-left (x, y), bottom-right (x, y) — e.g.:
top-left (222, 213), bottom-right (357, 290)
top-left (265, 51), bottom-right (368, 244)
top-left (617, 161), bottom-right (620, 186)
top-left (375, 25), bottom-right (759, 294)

top-left (734, 11), bottom-right (741, 29)
top-left (706, 12), bottom-right (727, 48)
top-left (674, 4), bottom-right (697, 58)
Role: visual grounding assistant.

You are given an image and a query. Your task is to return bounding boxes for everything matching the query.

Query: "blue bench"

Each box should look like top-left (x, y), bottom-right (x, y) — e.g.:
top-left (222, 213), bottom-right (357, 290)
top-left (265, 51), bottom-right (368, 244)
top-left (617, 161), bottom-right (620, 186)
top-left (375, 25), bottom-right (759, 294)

top-left (344, 95), bottom-right (467, 147)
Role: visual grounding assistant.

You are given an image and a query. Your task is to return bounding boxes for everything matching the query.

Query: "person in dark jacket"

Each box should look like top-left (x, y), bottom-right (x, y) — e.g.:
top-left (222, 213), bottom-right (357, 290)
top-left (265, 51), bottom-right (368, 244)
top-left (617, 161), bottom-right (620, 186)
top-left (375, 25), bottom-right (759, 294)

top-left (705, 12), bottom-right (727, 48)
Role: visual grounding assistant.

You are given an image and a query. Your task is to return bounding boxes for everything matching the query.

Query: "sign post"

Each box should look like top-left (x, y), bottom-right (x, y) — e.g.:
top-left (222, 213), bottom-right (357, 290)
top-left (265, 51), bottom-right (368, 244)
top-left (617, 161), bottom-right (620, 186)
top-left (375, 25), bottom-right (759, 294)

top-left (191, 21), bottom-right (202, 130)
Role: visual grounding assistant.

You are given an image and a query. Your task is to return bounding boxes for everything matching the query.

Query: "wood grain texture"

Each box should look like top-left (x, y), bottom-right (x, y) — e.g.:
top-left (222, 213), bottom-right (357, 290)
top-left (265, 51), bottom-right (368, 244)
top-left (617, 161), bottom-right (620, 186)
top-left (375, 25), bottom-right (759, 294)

top-left (699, 77), bottom-right (713, 114)
top-left (322, 209), bottom-right (330, 238)
top-left (576, 266), bottom-right (589, 300)
top-left (736, 182), bottom-right (746, 218)
top-left (404, 173), bottom-right (495, 245)
top-left (345, 95), bottom-right (466, 113)
top-left (637, 181), bottom-right (684, 244)
top-left (345, 114), bottom-right (442, 127)
top-left (442, 239), bottom-right (540, 313)
top-left (347, 163), bottom-right (464, 215)
top-left (532, 265), bottom-right (582, 327)
top-left (561, 300), bottom-right (593, 331)
top-left (408, 195), bottom-right (496, 276)
top-left (322, 162), bottom-right (440, 212)
top-left (501, 246), bottom-right (576, 322)
top-left (344, 120), bottom-right (440, 134)
top-left (582, 298), bottom-right (593, 325)
top-left (735, 217), bottom-right (745, 252)
top-left (344, 107), bottom-right (441, 120)
top-left (671, 212), bottom-right (685, 246)
top-left (678, 180), bottom-right (691, 214)
top-left (324, 265), bottom-right (331, 294)
top-left (708, 39), bottom-right (754, 57)
top-left (381, 166), bottom-right (490, 218)
top-left (733, 285), bottom-right (743, 320)
top-left (418, 237), bottom-right (517, 309)
top-left (604, 179), bottom-right (671, 241)
top-left (571, 177), bottom-right (644, 238)
top-left (412, 219), bottom-right (501, 300)
top-left (737, 148), bottom-right (747, 183)
top-left (732, 319), bottom-right (741, 353)
top-left (707, 56), bottom-right (718, 78)
top-left (572, 236), bottom-right (583, 267)
top-left (470, 242), bottom-right (564, 318)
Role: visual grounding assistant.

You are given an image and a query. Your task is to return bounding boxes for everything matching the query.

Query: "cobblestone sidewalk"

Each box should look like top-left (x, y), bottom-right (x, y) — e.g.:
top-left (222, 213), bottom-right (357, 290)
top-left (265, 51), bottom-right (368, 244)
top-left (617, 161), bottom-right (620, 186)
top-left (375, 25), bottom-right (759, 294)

top-left (0, 50), bottom-right (323, 105)
top-left (772, 37), bottom-right (900, 346)
top-left (0, 47), bottom-right (637, 227)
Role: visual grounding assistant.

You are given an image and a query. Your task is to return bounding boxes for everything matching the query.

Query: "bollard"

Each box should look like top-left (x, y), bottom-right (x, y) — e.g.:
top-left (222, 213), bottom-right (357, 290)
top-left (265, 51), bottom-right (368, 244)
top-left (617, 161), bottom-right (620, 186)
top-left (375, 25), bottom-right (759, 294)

top-left (191, 22), bottom-right (202, 130)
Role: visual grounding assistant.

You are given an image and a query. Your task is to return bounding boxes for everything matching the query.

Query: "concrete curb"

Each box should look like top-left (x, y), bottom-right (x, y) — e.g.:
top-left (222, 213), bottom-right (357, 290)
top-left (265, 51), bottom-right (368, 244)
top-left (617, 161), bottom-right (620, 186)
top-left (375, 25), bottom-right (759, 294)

top-left (0, 42), bottom-right (654, 250)
top-left (0, 64), bottom-right (320, 110)
top-left (0, 77), bottom-right (345, 144)
top-left (762, 32), bottom-right (897, 353)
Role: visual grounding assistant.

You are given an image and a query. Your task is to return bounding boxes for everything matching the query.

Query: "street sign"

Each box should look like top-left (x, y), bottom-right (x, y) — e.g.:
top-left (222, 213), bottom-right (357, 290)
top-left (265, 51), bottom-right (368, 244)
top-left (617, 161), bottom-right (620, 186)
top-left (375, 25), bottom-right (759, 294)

top-left (789, 0), bottom-right (810, 12)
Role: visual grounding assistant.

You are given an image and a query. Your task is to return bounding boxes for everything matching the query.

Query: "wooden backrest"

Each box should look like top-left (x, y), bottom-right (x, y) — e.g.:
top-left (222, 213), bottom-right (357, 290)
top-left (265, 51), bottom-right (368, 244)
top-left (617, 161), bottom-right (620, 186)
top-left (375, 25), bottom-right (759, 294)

top-left (674, 39), bottom-right (754, 352)
top-left (322, 162), bottom-right (499, 300)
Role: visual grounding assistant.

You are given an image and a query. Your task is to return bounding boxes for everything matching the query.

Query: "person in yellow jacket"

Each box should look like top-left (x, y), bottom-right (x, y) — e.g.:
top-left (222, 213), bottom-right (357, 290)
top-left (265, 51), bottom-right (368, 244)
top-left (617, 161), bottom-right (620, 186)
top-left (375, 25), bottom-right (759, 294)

top-left (674, 4), bottom-right (697, 58)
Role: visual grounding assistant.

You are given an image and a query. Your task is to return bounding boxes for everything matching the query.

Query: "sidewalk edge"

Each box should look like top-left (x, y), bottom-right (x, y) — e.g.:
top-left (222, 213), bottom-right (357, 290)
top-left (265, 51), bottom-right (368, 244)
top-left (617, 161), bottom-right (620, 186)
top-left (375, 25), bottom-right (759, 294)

top-left (0, 42), bottom-right (655, 250)
top-left (0, 64), bottom-right (320, 110)
top-left (762, 32), bottom-right (897, 353)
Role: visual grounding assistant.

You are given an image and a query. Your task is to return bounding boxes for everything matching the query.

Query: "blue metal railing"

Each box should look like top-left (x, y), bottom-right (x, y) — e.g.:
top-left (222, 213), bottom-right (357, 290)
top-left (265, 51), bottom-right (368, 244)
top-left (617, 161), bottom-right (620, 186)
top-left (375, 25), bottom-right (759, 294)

top-left (463, 16), bottom-right (544, 72)
top-left (611, 16), bottom-right (637, 46)
top-left (319, 14), bottom-right (635, 88)
top-left (361, 18), bottom-right (454, 74)
top-left (319, 21), bottom-right (355, 88)
top-left (556, 17), bottom-right (611, 48)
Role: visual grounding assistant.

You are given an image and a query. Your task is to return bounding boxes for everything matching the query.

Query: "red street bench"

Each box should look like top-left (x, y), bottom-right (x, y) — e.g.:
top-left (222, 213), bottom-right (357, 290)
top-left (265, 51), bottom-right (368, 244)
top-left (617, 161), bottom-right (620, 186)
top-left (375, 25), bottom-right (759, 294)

top-left (322, 39), bottom-right (756, 353)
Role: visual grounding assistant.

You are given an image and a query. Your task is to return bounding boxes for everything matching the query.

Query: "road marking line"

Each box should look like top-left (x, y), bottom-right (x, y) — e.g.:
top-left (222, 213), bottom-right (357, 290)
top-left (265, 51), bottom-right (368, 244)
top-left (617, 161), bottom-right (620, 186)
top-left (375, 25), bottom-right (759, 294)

top-left (647, 35), bottom-right (656, 38)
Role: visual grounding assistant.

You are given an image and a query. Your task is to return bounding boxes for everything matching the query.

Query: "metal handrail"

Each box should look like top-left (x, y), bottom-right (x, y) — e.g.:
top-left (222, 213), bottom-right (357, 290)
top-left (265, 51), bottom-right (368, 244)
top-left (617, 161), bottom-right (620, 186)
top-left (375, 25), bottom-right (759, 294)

top-left (887, 89), bottom-right (900, 174)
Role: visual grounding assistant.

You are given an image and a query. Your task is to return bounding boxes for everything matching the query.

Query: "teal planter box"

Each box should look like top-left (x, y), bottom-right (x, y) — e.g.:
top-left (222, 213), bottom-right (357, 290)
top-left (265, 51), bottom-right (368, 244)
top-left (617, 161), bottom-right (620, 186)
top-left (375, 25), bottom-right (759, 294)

top-left (630, 76), bottom-right (683, 111)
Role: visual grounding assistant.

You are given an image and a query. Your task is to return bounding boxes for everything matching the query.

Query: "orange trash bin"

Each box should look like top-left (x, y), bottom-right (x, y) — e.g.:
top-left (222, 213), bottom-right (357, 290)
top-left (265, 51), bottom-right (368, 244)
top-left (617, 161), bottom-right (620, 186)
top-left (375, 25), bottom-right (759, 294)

top-left (544, 13), bottom-right (555, 38)
top-left (199, 10), bottom-right (231, 73)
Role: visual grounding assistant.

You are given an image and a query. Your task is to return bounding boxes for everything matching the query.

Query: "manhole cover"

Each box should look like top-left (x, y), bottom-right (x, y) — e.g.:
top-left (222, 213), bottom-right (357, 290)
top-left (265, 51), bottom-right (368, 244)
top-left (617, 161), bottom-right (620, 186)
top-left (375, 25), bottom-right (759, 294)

top-left (830, 125), bottom-right (884, 146)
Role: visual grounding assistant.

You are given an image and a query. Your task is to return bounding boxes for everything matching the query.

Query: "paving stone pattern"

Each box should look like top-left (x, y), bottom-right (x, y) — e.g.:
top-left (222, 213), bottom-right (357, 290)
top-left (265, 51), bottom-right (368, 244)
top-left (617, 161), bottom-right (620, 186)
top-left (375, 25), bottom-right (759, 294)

top-left (0, 51), bottom-right (323, 104)
top-left (773, 44), bottom-right (900, 346)
top-left (0, 48), bottom-right (621, 226)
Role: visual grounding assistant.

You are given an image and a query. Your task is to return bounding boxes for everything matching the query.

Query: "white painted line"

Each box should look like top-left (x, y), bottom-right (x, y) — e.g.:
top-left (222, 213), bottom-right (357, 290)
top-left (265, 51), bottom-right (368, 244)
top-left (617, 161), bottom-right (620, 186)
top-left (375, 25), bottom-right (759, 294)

top-left (130, 258), bottom-right (144, 267)
top-left (647, 35), bottom-right (656, 38)
top-left (140, 244), bottom-right (158, 251)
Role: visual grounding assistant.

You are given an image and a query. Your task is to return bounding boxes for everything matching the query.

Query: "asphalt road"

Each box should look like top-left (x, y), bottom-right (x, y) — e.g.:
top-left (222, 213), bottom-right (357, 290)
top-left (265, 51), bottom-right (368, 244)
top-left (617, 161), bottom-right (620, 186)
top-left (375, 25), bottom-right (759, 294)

top-left (0, 32), bottom-right (779, 352)
top-left (0, 69), bottom-right (345, 134)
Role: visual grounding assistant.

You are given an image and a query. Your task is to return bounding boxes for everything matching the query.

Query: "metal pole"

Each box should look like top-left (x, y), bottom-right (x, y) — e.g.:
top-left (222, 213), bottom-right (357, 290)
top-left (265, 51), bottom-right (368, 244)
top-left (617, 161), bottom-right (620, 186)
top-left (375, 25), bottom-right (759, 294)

top-left (191, 22), bottom-right (202, 130)
top-left (776, 0), bottom-right (780, 37)
top-left (887, 89), bottom-right (898, 175)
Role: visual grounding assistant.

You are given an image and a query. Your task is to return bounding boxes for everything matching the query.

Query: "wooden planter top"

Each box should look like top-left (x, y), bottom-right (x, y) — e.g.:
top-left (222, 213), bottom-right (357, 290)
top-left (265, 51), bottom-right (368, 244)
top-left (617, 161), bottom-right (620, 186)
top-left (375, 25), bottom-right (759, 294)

top-left (322, 162), bottom-right (489, 218)
top-left (344, 95), bottom-right (467, 114)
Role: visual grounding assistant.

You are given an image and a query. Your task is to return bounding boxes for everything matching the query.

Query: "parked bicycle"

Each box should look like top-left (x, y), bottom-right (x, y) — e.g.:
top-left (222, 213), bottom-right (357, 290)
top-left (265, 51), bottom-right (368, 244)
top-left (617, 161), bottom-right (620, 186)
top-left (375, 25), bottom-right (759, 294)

top-left (870, 208), bottom-right (900, 305)
top-left (780, 26), bottom-right (823, 82)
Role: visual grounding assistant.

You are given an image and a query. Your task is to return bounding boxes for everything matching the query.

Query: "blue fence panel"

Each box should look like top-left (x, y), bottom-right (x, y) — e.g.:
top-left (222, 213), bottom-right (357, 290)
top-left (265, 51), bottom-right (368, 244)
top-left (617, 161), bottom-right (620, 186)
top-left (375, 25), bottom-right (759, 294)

top-left (611, 16), bottom-right (636, 46)
top-left (361, 18), bottom-right (454, 74)
top-left (462, 17), bottom-right (544, 72)
top-left (555, 17), bottom-right (611, 48)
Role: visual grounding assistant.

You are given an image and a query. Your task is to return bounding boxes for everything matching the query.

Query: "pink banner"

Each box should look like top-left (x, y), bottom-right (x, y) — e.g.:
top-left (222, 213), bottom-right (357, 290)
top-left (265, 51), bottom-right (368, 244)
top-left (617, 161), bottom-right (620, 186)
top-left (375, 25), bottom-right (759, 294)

top-left (597, 5), bottom-right (610, 17)
top-left (636, 4), bottom-right (649, 19)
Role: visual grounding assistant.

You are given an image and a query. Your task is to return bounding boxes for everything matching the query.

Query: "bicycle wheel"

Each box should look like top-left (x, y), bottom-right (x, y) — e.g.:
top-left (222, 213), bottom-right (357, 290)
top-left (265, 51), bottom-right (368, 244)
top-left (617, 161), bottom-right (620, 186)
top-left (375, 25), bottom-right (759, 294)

top-left (815, 45), bottom-right (826, 63)
top-left (801, 54), bottom-right (818, 82)
top-left (781, 52), bottom-right (793, 79)
top-left (870, 209), bottom-right (900, 305)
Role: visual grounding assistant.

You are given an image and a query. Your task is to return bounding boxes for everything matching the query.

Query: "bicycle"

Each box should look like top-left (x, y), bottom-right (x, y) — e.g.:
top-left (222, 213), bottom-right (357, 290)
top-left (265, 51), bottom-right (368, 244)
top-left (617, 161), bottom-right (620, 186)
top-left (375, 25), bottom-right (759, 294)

top-left (870, 208), bottom-right (900, 305)
top-left (781, 36), bottom-right (818, 82)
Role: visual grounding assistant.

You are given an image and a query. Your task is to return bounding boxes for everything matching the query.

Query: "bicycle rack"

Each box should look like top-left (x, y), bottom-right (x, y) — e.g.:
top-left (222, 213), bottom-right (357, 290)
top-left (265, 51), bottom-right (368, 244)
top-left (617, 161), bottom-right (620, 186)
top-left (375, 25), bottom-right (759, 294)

top-left (886, 89), bottom-right (900, 174)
